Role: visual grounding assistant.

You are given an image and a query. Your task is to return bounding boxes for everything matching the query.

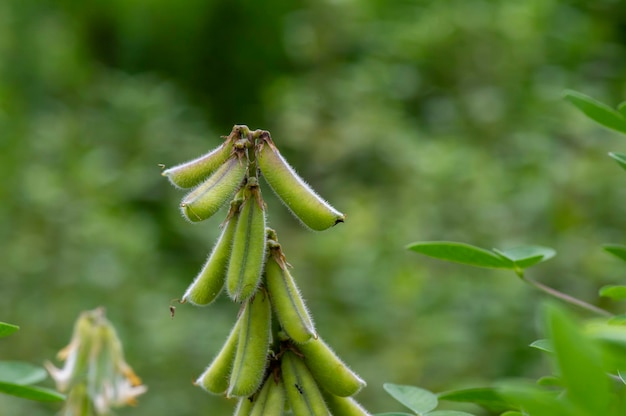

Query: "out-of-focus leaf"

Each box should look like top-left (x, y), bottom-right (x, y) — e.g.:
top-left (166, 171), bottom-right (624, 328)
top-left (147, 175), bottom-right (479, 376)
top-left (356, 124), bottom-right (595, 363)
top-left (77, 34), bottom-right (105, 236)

top-left (529, 339), bottom-right (553, 353)
top-left (0, 362), bottom-right (47, 385)
top-left (500, 412), bottom-right (524, 416)
top-left (584, 320), bottom-right (626, 347)
top-left (498, 380), bottom-right (571, 416)
top-left (0, 382), bottom-right (65, 402)
top-left (407, 242), bottom-right (512, 269)
top-left (603, 244), bottom-right (626, 262)
top-left (536, 376), bottom-right (561, 387)
top-left (599, 285), bottom-right (626, 300)
top-left (374, 413), bottom-right (415, 416)
top-left (547, 304), bottom-right (612, 414)
top-left (0, 322), bottom-right (19, 338)
top-left (383, 383), bottom-right (438, 415)
top-left (426, 411), bottom-right (476, 416)
top-left (608, 152), bottom-right (626, 171)
top-left (608, 315), bottom-right (626, 325)
top-left (438, 387), bottom-right (512, 412)
top-left (563, 90), bottom-right (626, 134)
top-left (493, 246), bottom-right (556, 269)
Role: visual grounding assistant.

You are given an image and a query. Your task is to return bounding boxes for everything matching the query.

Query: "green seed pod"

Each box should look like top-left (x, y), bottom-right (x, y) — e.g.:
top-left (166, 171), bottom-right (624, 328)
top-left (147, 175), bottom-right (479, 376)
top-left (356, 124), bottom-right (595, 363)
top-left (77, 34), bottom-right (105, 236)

top-left (297, 337), bottom-right (365, 397)
top-left (196, 317), bottom-right (241, 395)
top-left (182, 199), bottom-right (242, 305)
top-left (322, 391), bottom-right (371, 416)
top-left (233, 397), bottom-right (254, 416)
top-left (265, 245), bottom-right (316, 343)
top-left (228, 293), bottom-right (272, 398)
top-left (162, 138), bottom-right (234, 189)
top-left (226, 183), bottom-right (267, 302)
top-left (249, 377), bottom-right (285, 416)
top-left (256, 134), bottom-right (345, 231)
top-left (180, 156), bottom-right (246, 222)
top-left (281, 350), bottom-right (330, 416)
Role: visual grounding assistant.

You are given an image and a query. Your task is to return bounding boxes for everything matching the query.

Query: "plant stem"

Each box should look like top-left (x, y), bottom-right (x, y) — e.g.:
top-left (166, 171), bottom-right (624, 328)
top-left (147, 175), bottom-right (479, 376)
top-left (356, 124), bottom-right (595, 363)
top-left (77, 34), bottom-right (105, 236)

top-left (523, 276), bottom-right (612, 317)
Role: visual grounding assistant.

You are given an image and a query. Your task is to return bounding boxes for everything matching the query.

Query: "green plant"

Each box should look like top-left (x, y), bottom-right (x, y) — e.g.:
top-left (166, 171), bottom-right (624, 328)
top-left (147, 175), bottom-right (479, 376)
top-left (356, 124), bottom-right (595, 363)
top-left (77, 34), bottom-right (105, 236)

top-left (0, 322), bottom-right (64, 403)
top-left (377, 91), bottom-right (626, 416)
top-left (162, 125), bottom-right (368, 415)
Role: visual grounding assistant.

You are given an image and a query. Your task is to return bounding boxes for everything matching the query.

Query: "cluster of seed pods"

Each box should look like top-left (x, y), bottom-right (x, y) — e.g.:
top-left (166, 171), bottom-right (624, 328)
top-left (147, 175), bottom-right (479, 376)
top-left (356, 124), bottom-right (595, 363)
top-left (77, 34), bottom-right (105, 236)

top-left (162, 125), bottom-right (370, 415)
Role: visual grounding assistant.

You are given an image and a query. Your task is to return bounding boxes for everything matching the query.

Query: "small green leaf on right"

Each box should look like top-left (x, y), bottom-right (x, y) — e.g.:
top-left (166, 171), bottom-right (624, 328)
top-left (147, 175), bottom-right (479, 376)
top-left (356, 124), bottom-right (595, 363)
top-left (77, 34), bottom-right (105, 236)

top-left (529, 339), bottom-right (553, 353)
top-left (563, 90), bottom-right (626, 134)
top-left (599, 285), bottom-right (626, 301)
top-left (383, 383), bottom-right (438, 415)
top-left (0, 322), bottom-right (19, 338)
top-left (608, 152), bottom-right (626, 171)
top-left (603, 244), bottom-right (626, 262)
top-left (406, 242), bottom-right (513, 269)
top-left (493, 246), bottom-right (556, 269)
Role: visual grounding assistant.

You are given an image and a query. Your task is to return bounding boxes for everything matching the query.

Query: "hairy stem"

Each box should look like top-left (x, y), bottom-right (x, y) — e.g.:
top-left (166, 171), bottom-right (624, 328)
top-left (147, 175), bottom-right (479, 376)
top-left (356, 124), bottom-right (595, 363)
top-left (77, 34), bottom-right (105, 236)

top-left (523, 276), bottom-right (612, 317)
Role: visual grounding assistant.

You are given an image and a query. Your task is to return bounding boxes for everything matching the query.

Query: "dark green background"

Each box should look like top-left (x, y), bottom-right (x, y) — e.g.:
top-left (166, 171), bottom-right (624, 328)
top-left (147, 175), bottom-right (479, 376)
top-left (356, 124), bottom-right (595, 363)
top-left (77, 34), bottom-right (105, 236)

top-left (1, 0), bottom-right (626, 414)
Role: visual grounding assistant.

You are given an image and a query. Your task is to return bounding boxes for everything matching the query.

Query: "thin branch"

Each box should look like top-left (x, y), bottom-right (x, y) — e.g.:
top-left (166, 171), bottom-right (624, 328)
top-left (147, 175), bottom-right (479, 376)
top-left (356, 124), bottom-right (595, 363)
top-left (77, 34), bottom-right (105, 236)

top-left (523, 276), bottom-right (612, 317)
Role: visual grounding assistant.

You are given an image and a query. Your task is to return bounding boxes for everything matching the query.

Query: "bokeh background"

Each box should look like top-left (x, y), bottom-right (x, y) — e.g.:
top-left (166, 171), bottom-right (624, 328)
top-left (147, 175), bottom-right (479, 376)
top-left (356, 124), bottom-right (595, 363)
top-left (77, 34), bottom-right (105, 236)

top-left (2, 0), bottom-right (626, 414)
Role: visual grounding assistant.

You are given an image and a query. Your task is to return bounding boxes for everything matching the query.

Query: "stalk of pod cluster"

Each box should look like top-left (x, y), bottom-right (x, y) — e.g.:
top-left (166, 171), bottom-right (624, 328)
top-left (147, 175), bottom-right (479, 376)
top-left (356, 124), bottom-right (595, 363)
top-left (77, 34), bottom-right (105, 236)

top-left (162, 125), bottom-right (370, 415)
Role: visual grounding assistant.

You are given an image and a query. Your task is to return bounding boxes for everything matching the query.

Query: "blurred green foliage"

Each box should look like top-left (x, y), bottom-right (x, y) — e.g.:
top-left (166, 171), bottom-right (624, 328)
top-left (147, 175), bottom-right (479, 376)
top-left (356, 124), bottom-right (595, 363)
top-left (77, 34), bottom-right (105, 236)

top-left (1, 0), bottom-right (626, 414)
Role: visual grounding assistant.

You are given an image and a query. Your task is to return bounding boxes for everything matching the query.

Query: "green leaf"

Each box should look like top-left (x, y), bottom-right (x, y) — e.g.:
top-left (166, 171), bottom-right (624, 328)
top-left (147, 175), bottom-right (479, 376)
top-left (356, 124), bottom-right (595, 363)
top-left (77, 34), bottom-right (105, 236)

top-left (529, 339), bottom-right (553, 353)
top-left (493, 246), bottom-right (555, 269)
top-left (500, 412), bottom-right (524, 416)
top-left (603, 244), bottom-right (626, 262)
top-left (546, 304), bottom-right (612, 414)
top-left (584, 320), bottom-right (626, 347)
top-left (0, 381), bottom-right (65, 402)
top-left (618, 102), bottom-right (626, 117)
top-left (439, 387), bottom-right (512, 412)
top-left (608, 314), bottom-right (626, 325)
top-left (498, 380), bottom-right (571, 416)
top-left (0, 322), bottom-right (19, 338)
top-left (608, 152), bottom-right (626, 171)
top-left (407, 242), bottom-right (513, 269)
top-left (599, 285), bottom-right (626, 301)
top-left (563, 90), bottom-right (626, 134)
top-left (426, 411), bottom-right (476, 416)
top-left (536, 376), bottom-right (561, 387)
top-left (374, 414), bottom-right (415, 416)
top-left (383, 383), bottom-right (438, 415)
top-left (0, 362), bottom-right (47, 385)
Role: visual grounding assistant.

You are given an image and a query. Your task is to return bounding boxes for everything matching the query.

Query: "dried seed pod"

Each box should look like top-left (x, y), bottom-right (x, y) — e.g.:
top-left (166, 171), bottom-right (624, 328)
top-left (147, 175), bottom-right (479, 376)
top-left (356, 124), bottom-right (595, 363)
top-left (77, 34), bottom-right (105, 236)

top-left (227, 293), bottom-right (272, 398)
top-left (256, 134), bottom-right (345, 231)
top-left (196, 317), bottom-right (241, 395)
top-left (180, 156), bottom-right (246, 222)
top-left (162, 138), bottom-right (235, 189)
top-left (226, 182), bottom-right (267, 302)
top-left (265, 245), bottom-right (316, 343)
top-left (182, 199), bottom-right (242, 305)
top-left (297, 337), bottom-right (365, 397)
top-left (281, 350), bottom-right (330, 416)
